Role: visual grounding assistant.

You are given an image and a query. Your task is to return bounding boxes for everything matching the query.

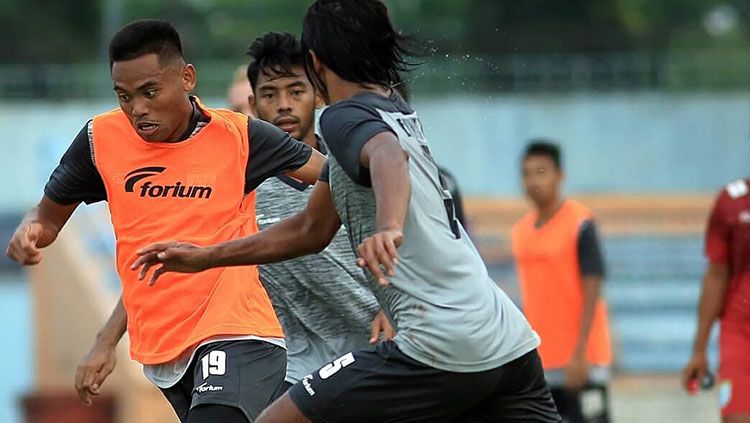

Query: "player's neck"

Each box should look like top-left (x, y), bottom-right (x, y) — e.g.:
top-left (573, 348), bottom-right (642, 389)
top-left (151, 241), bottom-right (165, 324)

top-left (162, 98), bottom-right (195, 143)
top-left (535, 197), bottom-right (564, 225)
top-left (301, 130), bottom-right (319, 149)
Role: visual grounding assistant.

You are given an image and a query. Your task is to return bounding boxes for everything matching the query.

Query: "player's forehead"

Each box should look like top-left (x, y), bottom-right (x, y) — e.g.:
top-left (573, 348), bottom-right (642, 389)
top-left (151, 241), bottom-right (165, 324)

top-left (522, 154), bottom-right (558, 171)
top-left (111, 53), bottom-right (174, 90)
top-left (256, 65), bottom-right (309, 90)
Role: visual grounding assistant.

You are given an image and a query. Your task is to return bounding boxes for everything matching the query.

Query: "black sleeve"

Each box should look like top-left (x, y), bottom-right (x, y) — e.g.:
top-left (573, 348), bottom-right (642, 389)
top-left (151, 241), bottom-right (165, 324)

top-left (319, 102), bottom-right (395, 187)
top-left (319, 161), bottom-right (330, 183)
top-left (245, 118), bottom-right (314, 193)
top-left (577, 219), bottom-right (605, 278)
top-left (44, 121), bottom-right (107, 205)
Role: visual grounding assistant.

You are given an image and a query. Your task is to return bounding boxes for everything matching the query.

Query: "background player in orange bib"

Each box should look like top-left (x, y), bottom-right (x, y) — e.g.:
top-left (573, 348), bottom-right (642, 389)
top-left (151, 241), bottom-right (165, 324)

top-left (512, 141), bottom-right (613, 423)
top-left (5, 19), bottom-right (325, 423)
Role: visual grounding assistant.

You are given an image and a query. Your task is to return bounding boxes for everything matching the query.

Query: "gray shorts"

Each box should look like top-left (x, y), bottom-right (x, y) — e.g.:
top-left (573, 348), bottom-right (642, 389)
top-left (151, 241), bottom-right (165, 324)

top-left (160, 340), bottom-right (286, 422)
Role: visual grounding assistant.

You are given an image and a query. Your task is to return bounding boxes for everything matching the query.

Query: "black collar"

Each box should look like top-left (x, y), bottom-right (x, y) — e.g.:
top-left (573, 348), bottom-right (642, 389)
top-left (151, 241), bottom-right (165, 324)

top-left (176, 97), bottom-right (209, 141)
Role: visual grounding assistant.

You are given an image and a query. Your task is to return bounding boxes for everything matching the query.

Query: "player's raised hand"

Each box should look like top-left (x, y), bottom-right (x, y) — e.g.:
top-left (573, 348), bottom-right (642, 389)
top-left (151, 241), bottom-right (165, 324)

top-left (356, 229), bottom-right (402, 285)
top-left (132, 241), bottom-right (210, 285)
top-left (6, 222), bottom-right (44, 265)
top-left (75, 339), bottom-right (117, 406)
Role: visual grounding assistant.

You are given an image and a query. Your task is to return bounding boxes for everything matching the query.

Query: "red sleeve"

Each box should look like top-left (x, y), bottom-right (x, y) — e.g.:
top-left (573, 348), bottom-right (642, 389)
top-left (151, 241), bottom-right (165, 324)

top-left (705, 191), bottom-right (730, 264)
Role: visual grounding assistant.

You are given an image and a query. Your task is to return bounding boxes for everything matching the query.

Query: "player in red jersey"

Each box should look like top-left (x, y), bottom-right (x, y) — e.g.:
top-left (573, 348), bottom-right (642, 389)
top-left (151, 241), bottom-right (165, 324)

top-left (683, 178), bottom-right (750, 423)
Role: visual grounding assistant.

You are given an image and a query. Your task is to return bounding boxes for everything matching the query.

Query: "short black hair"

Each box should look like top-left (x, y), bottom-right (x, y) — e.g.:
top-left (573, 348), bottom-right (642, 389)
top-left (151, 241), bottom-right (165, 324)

top-left (246, 32), bottom-right (305, 90)
top-left (301, 0), bottom-right (417, 100)
top-left (108, 19), bottom-right (184, 67)
top-left (523, 140), bottom-right (562, 170)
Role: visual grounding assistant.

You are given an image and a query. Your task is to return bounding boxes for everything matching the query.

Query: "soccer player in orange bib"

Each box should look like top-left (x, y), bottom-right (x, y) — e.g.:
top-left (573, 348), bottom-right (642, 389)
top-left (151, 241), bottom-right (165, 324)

top-left (5, 19), bottom-right (325, 423)
top-left (512, 141), bottom-right (612, 423)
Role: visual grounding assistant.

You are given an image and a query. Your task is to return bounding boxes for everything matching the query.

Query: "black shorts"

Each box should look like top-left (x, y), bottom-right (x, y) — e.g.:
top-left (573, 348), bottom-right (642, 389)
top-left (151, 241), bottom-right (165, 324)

top-left (160, 340), bottom-right (286, 422)
top-left (288, 341), bottom-right (561, 422)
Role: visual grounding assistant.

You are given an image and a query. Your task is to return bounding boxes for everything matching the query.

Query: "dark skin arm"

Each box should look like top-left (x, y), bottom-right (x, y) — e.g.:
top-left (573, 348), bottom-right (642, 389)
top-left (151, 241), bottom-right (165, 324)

top-left (132, 131), bottom-right (410, 287)
top-left (566, 274), bottom-right (603, 391)
top-left (682, 262), bottom-right (729, 391)
top-left (6, 196), bottom-right (124, 405)
top-left (132, 181), bottom-right (342, 284)
top-left (132, 179), bottom-right (396, 336)
top-left (6, 196), bottom-right (79, 264)
top-left (354, 132), bottom-right (410, 285)
top-left (75, 297), bottom-right (127, 405)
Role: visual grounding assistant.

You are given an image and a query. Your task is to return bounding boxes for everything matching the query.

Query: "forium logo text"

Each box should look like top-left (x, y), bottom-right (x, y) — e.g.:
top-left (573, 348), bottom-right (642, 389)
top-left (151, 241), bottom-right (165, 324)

top-left (124, 166), bottom-right (213, 199)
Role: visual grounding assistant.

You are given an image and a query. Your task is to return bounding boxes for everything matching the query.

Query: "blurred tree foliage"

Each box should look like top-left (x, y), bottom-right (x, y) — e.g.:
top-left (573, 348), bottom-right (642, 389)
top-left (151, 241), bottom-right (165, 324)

top-left (0, 0), bottom-right (748, 63)
top-left (0, 0), bottom-right (99, 62)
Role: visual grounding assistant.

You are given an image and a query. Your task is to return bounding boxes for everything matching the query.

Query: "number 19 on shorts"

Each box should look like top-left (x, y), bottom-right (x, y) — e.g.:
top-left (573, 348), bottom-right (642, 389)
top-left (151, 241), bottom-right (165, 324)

top-left (201, 350), bottom-right (226, 380)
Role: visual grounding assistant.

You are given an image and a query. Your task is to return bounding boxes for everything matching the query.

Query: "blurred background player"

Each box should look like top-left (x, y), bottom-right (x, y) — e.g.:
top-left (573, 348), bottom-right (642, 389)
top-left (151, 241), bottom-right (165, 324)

top-left (683, 177), bottom-right (750, 423)
top-left (132, 0), bottom-right (560, 421)
top-left (8, 19), bottom-right (327, 423)
top-left (227, 65), bottom-right (255, 117)
top-left (512, 141), bottom-right (612, 423)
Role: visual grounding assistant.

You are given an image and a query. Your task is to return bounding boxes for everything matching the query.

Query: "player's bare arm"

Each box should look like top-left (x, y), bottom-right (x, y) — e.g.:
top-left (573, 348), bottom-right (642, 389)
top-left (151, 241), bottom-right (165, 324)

top-left (6, 196), bottom-right (79, 265)
top-left (132, 181), bottom-right (342, 285)
top-left (75, 297), bottom-right (127, 406)
top-left (566, 274), bottom-right (602, 391)
top-left (682, 262), bottom-right (729, 391)
top-left (286, 148), bottom-right (326, 185)
top-left (355, 131), bottom-right (410, 285)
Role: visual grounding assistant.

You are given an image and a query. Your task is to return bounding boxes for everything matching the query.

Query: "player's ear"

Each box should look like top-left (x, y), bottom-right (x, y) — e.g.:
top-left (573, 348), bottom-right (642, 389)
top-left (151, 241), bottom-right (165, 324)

top-left (246, 80), bottom-right (258, 118)
top-left (314, 93), bottom-right (325, 109)
top-left (248, 93), bottom-right (258, 118)
top-left (182, 64), bottom-right (197, 92)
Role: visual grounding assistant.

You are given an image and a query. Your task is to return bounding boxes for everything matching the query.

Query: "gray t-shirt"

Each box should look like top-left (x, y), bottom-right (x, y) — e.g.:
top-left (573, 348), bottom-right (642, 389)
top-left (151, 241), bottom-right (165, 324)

top-left (319, 91), bottom-right (540, 373)
top-left (254, 141), bottom-right (381, 384)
